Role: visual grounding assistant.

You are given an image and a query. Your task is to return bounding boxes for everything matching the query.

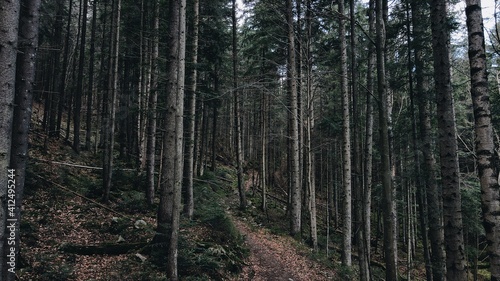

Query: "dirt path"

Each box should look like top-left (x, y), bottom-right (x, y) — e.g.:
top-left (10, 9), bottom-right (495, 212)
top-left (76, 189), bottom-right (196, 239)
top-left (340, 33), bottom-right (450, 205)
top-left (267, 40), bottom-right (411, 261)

top-left (230, 215), bottom-right (336, 281)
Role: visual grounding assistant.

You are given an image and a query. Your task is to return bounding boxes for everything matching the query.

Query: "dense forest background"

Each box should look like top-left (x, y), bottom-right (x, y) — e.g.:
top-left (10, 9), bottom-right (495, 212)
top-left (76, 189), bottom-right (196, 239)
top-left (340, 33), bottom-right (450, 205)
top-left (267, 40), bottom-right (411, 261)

top-left (1, 0), bottom-right (500, 280)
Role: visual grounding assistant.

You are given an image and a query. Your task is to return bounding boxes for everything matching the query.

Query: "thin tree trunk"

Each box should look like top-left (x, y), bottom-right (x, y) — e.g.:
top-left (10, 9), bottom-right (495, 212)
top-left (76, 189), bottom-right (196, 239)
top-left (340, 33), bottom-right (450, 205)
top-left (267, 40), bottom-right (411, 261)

top-left (363, 2), bottom-right (375, 276)
top-left (406, 2), bottom-right (432, 280)
top-left (56, 0), bottom-right (73, 137)
top-left (232, 0), bottom-right (247, 210)
top-left (102, 0), bottom-right (121, 203)
top-left (339, 0), bottom-right (352, 268)
top-left (73, 0), bottom-right (88, 153)
top-left (305, 0), bottom-right (317, 251)
top-left (411, 1), bottom-right (444, 280)
top-left (146, 0), bottom-right (160, 205)
top-left (86, 0), bottom-right (98, 151)
top-left (181, 0), bottom-right (199, 218)
top-left (286, 0), bottom-right (301, 237)
top-left (465, 2), bottom-right (500, 280)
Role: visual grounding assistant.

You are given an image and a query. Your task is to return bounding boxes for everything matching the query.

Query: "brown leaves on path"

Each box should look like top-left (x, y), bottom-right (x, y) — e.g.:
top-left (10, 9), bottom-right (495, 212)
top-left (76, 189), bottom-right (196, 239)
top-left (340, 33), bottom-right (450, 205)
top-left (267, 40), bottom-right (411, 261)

top-left (230, 216), bottom-right (335, 281)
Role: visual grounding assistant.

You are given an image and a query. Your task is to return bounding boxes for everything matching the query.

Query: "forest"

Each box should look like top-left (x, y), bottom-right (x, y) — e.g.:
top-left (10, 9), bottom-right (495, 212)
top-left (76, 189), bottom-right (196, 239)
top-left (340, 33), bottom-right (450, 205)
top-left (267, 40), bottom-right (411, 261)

top-left (1, 0), bottom-right (500, 280)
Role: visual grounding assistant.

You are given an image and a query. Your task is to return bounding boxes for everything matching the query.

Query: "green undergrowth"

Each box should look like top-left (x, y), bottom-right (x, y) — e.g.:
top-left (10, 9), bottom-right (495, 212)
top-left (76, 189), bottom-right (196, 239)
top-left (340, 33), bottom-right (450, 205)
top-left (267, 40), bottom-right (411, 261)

top-left (175, 169), bottom-right (249, 280)
top-left (21, 134), bottom-right (248, 280)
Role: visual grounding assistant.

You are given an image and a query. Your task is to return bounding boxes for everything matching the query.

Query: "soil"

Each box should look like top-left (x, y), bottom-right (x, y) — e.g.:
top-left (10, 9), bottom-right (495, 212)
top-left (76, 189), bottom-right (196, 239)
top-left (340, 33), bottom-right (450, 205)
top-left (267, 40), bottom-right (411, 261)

top-left (230, 217), bottom-right (336, 281)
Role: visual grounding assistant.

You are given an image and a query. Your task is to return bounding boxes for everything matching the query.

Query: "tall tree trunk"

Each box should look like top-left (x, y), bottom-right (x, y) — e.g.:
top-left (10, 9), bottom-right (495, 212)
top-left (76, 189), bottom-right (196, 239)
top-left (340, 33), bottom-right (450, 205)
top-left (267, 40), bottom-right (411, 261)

top-left (0, 0), bottom-right (20, 277)
top-left (411, 1), bottom-right (445, 280)
top-left (410, 1), bottom-right (442, 280)
top-left (137, 0), bottom-right (147, 169)
top-left (155, 0), bottom-right (186, 278)
top-left (182, 0), bottom-right (199, 218)
top-left (146, 0), bottom-right (160, 205)
top-left (339, 0), bottom-right (352, 268)
top-left (465, 2), bottom-right (500, 280)
top-left (86, 0), bottom-right (98, 151)
top-left (6, 0), bottom-right (41, 280)
top-left (430, 0), bottom-right (467, 279)
top-left (102, 0), bottom-right (121, 203)
top-left (349, 0), bottom-right (368, 277)
top-left (232, 0), bottom-right (247, 210)
top-left (363, 1), bottom-right (375, 276)
top-left (305, 0), bottom-right (317, 251)
top-left (56, 0), bottom-right (73, 137)
top-left (259, 47), bottom-right (268, 211)
top-left (376, 0), bottom-right (398, 278)
top-left (286, 0), bottom-right (301, 237)
top-left (407, 2), bottom-right (432, 280)
top-left (73, 0), bottom-right (88, 153)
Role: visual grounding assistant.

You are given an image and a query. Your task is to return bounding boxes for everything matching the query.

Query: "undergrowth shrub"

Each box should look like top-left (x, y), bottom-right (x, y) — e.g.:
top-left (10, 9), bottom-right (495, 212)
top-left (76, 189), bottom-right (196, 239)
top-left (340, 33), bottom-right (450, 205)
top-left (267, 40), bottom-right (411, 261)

top-left (176, 167), bottom-right (249, 279)
top-left (32, 253), bottom-right (74, 280)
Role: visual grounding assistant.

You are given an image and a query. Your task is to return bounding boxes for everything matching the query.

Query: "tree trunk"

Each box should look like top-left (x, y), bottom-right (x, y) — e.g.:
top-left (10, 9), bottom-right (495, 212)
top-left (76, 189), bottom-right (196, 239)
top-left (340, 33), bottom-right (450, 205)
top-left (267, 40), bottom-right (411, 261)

top-left (305, 0), bottom-right (317, 251)
top-left (56, 0), bottom-right (73, 137)
top-left (155, 0), bottom-right (186, 278)
top-left (181, 0), bottom-right (199, 218)
top-left (406, 2), bottom-right (432, 280)
top-left (338, 0), bottom-right (352, 267)
top-left (364, 2), bottom-right (375, 276)
top-left (6, 1), bottom-right (41, 280)
top-left (430, 0), bottom-right (467, 279)
top-left (376, 0), bottom-right (398, 279)
top-left (102, 0), bottom-right (121, 203)
top-left (86, 0), bottom-right (98, 151)
top-left (0, 0), bottom-right (20, 277)
top-left (411, 1), bottom-right (444, 280)
top-left (232, 0), bottom-right (247, 210)
top-left (286, 0), bottom-right (301, 237)
top-left (465, 1), bottom-right (500, 280)
top-left (146, 0), bottom-right (160, 205)
top-left (73, 0), bottom-right (88, 153)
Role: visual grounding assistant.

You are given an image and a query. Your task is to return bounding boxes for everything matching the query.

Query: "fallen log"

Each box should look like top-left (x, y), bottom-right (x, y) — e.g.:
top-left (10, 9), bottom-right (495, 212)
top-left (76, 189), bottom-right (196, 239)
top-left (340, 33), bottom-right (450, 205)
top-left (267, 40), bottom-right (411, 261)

top-left (60, 242), bottom-right (148, 255)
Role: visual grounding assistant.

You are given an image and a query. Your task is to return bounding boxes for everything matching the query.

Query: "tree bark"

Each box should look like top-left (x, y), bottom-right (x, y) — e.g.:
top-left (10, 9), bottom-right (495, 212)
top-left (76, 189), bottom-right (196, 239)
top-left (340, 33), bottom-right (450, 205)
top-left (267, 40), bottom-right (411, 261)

top-left (465, 1), bottom-right (500, 280)
top-left (182, 0), bottom-right (199, 218)
top-left (286, 0), bottom-right (301, 237)
top-left (305, 0), bottom-right (317, 251)
top-left (430, 0), bottom-right (467, 279)
top-left (338, 0), bottom-right (352, 268)
top-left (411, 1), bottom-right (445, 280)
top-left (73, 0), bottom-right (88, 153)
top-left (146, 0), bottom-right (160, 205)
top-left (155, 0), bottom-right (186, 278)
top-left (363, 2), bottom-right (375, 277)
top-left (86, 0), bottom-right (98, 151)
top-left (232, 0), bottom-right (247, 210)
top-left (376, 0), bottom-right (398, 279)
top-left (102, 0), bottom-right (121, 203)
top-left (0, 0), bottom-right (20, 277)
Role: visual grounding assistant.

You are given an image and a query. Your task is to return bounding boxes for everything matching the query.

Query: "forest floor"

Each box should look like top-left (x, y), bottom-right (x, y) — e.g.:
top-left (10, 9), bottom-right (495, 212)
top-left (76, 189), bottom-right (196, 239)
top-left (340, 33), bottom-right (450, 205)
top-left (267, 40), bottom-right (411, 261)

top-left (226, 174), bottom-right (337, 280)
top-left (229, 215), bottom-right (336, 281)
top-left (17, 125), bottom-right (338, 280)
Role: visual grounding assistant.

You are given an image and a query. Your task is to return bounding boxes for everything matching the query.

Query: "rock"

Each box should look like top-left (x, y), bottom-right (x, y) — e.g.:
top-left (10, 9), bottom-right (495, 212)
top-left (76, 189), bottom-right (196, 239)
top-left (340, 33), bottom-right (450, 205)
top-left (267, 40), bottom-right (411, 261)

top-left (135, 253), bottom-right (147, 262)
top-left (134, 219), bottom-right (147, 229)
